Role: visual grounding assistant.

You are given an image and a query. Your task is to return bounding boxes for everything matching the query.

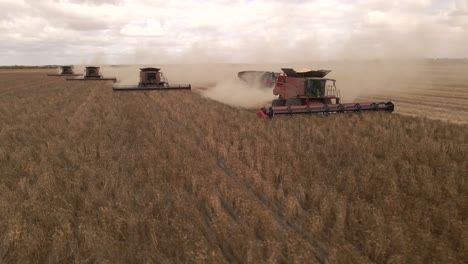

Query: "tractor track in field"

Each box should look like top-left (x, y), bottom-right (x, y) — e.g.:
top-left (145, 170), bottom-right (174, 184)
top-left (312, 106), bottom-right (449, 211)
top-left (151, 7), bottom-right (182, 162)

top-left (216, 158), bottom-right (329, 263)
top-left (216, 154), bottom-right (376, 263)
top-left (190, 134), bottom-right (331, 264)
top-left (159, 91), bottom-right (376, 263)
top-left (135, 93), bottom-right (246, 263)
top-left (198, 204), bottom-right (243, 264)
top-left (214, 154), bottom-right (377, 264)
top-left (67, 84), bottom-right (97, 128)
top-left (151, 94), bottom-right (331, 263)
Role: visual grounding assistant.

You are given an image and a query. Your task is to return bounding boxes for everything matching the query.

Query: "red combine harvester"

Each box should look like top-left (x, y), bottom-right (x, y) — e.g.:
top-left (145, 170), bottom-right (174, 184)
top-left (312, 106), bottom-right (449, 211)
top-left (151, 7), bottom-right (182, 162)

top-left (238, 71), bottom-right (279, 88)
top-left (67, 66), bottom-right (117, 81)
top-left (47, 66), bottom-right (83, 77)
top-left (257, 68), bottom-right (394, 118)
top-left (112, 67), bottom-right (191, 91)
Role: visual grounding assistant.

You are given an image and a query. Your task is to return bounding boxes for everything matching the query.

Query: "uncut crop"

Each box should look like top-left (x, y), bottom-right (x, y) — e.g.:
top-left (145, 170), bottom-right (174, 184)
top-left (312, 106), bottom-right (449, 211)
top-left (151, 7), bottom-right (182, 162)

top-left (0, 69), bottom-right (467, 263)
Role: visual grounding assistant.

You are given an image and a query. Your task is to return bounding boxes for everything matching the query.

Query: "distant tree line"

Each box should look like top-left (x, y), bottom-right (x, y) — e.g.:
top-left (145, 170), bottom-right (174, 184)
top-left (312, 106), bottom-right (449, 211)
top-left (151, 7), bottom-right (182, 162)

top-left (0, 65), bottom-right (60, 69)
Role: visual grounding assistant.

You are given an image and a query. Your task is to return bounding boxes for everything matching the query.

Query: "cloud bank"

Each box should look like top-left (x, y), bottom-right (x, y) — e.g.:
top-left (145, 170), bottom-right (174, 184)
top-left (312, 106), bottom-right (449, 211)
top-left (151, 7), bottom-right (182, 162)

top-left (0, 0), bottom-right (467, 65)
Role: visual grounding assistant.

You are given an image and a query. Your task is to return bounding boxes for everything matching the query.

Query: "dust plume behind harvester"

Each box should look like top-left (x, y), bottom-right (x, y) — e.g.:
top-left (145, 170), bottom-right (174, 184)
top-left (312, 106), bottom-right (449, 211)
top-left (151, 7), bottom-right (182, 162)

top-left (238, 71), bottom-right (279, 88)
top-left (113, 67), bottom-right (191, 91)
top-left (67, 66), bottom-right (117, 81)
top-left (47, 66), bottom-right (83, 77)
top-left (257, 68), bottom-right (394, 118)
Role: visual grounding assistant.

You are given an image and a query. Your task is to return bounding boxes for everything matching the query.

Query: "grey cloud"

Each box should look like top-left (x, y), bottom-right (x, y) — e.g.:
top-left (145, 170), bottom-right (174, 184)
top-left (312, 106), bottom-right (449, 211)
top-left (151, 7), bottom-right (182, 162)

top-left (63, 0), bottom-right (123, 5)
top-left (1, 0), bottom-right (468, 66)
top-left (23, 0), bottom-right (116, 31)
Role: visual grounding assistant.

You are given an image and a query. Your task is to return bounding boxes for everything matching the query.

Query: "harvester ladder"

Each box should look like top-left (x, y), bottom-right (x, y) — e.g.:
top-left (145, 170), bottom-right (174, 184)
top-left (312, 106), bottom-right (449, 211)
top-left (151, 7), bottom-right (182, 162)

top-left (326, 84), bottom-right (339, 97)
top-left (161, 74), bottom-right (169, 86)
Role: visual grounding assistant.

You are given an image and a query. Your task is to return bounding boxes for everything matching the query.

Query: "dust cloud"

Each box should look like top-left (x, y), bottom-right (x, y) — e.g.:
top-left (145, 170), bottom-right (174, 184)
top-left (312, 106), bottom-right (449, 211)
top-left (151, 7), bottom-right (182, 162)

top-left (202, 76), bottom-right (276, 109)
top-left (74, 24), bottom-right (466, 109)
top-left (70, 59), bottom-right (461, 109)
top-left (161, 64), bottom-right (283, 108)
top-left (324, 60), bottom-right (429, 102)
top-left (71, 63), bottom-right (281, 108)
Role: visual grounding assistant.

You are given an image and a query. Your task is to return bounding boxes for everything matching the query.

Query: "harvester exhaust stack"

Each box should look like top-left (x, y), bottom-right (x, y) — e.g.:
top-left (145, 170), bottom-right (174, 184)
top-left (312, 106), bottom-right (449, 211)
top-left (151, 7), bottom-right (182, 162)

top-left (257, 68), bottom-right (394, 118)
top-left (113, 68), bottom-right (191, 91)
top-left (66, 66), bottom-right (117, 81)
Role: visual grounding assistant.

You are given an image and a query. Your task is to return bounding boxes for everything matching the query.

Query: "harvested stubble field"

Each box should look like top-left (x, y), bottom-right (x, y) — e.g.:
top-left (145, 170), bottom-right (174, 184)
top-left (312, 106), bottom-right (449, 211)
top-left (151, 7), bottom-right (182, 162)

top-left (0, 68), bottom-right (467, 264)
top-left (355, 61), bottom-right (468, 124)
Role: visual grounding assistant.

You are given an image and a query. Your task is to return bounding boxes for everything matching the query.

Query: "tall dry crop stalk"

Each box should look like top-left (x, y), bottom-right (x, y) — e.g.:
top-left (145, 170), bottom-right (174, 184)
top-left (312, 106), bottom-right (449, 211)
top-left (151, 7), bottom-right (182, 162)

top-left (0, 69), bottom-right (466, 263)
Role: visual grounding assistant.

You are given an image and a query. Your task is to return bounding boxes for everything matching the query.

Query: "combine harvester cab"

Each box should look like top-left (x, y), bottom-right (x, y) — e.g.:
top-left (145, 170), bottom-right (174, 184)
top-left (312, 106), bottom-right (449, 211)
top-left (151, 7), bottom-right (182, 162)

top-left (238, 71), bottom-right (279, 88)
top-left (112, 67), bottom-right (191, 91)
top-left (47, 66), bottom-right (83, 77)
top-left (66, 66), bottom-right (117, 81)
top-left (257, 68), bottom-right (394, 118)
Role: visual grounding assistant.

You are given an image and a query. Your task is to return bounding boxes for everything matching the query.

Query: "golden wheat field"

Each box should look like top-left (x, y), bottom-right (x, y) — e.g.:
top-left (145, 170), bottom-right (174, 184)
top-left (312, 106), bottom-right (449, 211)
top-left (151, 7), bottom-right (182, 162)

top-left (353, 60), bottom-right (468, 125)
top-left (0, 67), bottom-right (467, 264)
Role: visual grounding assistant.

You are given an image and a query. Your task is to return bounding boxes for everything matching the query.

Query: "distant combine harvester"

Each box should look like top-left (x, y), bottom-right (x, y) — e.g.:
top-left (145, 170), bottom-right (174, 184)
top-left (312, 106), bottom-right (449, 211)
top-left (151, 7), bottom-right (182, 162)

top-left (47, 66), bottom-right (82, 77)
top-left (66, 66), bottom-right (117, 82)
top-left (112, 67), bottom-right (191, 91)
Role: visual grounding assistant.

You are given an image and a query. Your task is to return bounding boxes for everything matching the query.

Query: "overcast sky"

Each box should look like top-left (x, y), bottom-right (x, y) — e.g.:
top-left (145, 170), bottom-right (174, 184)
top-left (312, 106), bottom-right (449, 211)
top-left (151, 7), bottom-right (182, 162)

top-left (1, 0), bottom-right (467, 65)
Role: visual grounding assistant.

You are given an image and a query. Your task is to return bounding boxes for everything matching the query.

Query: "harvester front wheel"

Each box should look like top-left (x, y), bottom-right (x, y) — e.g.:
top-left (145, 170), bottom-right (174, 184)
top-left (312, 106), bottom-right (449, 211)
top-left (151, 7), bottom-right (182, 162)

top-left (285, 98), bottom-right (302, 106)
top-left (272, 98), bottom-right (286, 107)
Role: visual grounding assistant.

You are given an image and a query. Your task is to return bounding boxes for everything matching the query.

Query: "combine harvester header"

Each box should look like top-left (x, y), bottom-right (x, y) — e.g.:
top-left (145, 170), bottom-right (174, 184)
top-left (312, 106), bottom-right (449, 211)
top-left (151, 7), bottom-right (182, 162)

top-left (47, 66), bottom-right (82, 77)
top-left (113, 67), bottom-right (191, 91)
top-left (257, 68), bottom-right (394, 118)
top-left (66, 66), bottom-right (117, 81)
